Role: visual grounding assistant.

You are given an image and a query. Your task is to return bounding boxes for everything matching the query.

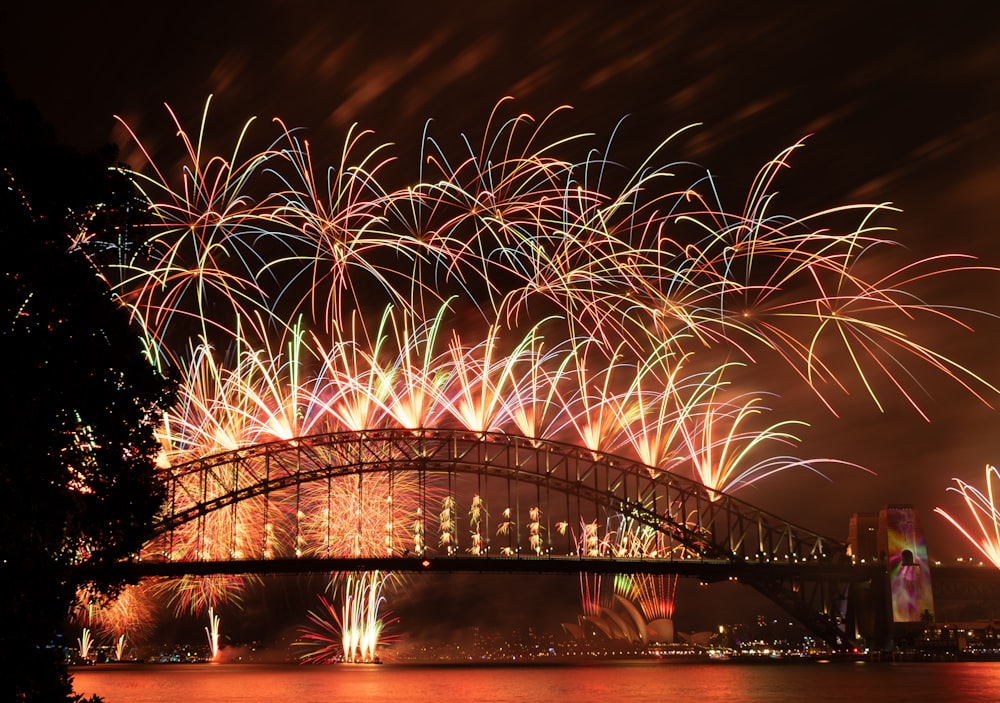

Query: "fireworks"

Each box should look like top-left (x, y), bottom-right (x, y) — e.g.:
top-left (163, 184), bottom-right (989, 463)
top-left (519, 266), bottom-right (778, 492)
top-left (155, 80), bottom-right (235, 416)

top-left (935, 465), bottom-right (1000, 568)
top-left (296, 573), bottom-right (396, 664)
top-left (76, 99), bottom-right (998, 658)
top-left (106, 100), bottom-right (997, 413)
top-left (114, 634), bottom-right (128, 662)
top-left (205, 607), bottom-right (221, 660)
top-left (295, 595), bottom-right (343, 664)
top-left (72, 584), bottom-right (158, 661)
top-left (77, 628), bottom-right (93, 661)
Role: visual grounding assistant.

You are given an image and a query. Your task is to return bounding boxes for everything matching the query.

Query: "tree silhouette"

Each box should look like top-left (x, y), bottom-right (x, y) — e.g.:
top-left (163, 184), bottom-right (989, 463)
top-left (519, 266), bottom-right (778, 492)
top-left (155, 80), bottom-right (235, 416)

top-left (0, 75), bottom-right (174, 702)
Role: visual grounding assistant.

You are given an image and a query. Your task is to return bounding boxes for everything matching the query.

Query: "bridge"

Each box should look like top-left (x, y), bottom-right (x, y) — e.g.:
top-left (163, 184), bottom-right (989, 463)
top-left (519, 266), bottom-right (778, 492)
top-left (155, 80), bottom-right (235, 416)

top-left (130, 428), bottom-right (893, 648)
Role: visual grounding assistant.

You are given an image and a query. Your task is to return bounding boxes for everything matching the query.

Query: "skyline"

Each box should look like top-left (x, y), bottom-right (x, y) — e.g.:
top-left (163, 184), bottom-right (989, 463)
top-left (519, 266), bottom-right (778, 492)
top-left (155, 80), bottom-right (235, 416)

top-left (4, 2), bottom-right (1000, 654)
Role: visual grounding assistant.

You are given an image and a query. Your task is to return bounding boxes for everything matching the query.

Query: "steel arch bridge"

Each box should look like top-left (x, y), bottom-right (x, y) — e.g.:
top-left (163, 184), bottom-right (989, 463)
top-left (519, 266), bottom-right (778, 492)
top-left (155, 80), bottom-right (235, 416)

top-left (135, 428), bottom-right (882, 647)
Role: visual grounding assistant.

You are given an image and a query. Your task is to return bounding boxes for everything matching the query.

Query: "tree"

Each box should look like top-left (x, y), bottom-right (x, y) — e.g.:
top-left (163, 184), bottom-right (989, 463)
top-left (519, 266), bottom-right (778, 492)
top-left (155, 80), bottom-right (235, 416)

top-left (0, 75), bottom-right (174, 701)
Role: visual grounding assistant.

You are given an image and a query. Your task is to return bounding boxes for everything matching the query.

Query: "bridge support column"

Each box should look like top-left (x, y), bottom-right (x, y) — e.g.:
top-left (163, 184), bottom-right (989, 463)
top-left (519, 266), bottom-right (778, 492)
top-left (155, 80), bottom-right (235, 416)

top-left (845, 570), bottom-right (891, 650)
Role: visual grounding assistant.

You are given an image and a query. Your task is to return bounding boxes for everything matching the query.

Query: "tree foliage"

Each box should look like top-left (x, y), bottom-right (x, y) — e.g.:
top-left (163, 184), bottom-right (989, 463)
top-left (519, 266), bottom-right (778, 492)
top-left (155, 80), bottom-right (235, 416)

top-left (0, 75), bottom-right (174, 702)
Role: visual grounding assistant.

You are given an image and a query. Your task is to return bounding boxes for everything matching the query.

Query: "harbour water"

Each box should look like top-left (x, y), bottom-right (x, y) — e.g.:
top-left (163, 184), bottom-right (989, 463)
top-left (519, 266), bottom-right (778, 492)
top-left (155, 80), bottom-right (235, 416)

top-left (72, 660), bottom-right (1000, 703)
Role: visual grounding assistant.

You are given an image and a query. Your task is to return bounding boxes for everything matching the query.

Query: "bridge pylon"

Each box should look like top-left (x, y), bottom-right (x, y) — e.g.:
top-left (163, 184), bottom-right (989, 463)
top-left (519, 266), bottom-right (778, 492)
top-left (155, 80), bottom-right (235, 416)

top-left (847, 505), bottom-right (935, 651)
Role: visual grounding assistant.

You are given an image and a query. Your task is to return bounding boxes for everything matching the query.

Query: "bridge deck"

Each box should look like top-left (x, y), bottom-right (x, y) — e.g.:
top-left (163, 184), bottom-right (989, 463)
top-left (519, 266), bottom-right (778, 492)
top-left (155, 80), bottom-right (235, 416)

top-left (114, 554), bottom-right (880, 581)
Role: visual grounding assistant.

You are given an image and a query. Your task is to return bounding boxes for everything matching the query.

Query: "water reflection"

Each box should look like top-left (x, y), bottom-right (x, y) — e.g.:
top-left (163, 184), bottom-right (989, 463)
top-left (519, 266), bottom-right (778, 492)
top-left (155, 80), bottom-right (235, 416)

top-left (72, 661), bottom-right (1000, 703)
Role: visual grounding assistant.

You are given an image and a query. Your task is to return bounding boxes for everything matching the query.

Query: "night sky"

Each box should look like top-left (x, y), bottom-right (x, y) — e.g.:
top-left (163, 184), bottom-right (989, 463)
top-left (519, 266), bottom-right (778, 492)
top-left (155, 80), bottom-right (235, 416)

top-left (4, 2), bottom-right (1000, 637)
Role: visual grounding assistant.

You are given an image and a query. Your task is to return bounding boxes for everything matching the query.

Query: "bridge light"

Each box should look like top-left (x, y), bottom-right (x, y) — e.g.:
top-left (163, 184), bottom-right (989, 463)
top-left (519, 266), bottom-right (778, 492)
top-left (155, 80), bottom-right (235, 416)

top-left (421, 559), bottom-right (431, 569)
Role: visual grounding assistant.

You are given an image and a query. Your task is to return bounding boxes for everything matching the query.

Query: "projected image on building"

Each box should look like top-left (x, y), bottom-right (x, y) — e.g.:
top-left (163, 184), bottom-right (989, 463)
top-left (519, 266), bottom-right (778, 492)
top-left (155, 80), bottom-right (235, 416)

top-left (882, 506), bottom-right (934, 623)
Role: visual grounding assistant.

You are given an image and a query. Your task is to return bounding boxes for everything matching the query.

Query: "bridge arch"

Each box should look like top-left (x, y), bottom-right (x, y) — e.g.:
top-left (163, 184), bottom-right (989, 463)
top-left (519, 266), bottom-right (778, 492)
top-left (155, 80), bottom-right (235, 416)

top-left (149, 427), bottom-right (842, 565)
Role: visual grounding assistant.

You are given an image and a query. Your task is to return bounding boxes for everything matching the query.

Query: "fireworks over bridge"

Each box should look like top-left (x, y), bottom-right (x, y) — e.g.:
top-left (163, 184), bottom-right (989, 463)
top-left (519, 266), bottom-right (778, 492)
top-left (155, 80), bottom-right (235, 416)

top-left (68, 100), bottom-right (999, 660)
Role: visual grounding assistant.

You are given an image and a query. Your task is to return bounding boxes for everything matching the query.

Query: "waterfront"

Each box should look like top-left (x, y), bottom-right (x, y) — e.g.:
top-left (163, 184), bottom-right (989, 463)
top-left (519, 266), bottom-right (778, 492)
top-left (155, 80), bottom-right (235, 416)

top-left (72, 660), bottom-right (1000, 703)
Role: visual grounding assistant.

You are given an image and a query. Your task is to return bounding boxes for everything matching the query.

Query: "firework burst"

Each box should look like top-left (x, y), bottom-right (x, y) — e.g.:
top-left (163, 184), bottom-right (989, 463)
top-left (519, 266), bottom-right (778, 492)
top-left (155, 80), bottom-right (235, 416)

top-left (935, 465), bottom-right (1000, 568)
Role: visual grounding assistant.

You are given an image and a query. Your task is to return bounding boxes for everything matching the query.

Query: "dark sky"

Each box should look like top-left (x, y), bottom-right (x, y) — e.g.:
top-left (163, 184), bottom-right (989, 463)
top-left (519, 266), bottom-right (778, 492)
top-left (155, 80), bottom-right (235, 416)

top-left (4, 2), bottom-right (1000, 634)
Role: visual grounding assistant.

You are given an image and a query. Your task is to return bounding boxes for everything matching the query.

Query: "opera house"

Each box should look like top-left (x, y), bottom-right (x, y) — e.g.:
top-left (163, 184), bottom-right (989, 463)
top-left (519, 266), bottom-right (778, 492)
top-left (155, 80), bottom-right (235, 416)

top-left (561, 594), bottom-right (711, 647)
